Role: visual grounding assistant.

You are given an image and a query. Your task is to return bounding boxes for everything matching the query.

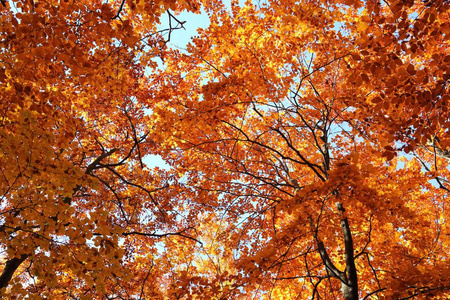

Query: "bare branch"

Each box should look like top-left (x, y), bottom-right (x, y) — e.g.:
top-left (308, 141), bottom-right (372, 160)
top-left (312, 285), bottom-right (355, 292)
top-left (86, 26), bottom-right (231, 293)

top-left (112, 0), bottom-right (126, 20)
top-left (362, 287), bottom-right (387, 300)
top-left (123, 229), bottom-right (203, 246)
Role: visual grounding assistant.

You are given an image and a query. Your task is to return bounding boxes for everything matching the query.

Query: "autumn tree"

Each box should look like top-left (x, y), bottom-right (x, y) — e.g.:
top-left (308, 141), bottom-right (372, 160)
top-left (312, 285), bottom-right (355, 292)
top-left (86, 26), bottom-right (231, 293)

top-left (149, 0), bottom-right (450, 298)
top-left (1, 0), bottom-right (450, 298)
top-left (0, 0), bottom-right (206, 298)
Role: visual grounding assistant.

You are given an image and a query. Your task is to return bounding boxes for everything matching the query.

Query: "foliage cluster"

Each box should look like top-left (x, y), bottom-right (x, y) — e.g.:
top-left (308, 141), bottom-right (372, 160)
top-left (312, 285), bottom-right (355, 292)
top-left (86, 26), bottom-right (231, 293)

top-left (0, 0), bottom-right (449, 299)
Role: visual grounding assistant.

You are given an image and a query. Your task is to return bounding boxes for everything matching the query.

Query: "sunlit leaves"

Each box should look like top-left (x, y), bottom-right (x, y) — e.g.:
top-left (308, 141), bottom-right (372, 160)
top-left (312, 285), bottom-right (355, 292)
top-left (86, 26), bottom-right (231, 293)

top-left (149, 0), bottom-right (450, 298)
top-left (0, 0), bottom-right (205, 297)
top-left (1, 0), bottom-right (450, 298)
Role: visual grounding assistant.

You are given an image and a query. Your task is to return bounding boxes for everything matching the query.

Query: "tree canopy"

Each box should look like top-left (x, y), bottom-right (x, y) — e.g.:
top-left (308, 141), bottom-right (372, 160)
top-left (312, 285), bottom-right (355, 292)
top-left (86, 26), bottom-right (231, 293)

top-left (1, 0), bottom-right (449, 298)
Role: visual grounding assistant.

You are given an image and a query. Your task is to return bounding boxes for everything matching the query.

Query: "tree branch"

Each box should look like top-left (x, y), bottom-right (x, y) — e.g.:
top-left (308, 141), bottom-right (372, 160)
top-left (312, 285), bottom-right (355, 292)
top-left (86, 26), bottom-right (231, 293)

top-left (0, 254), bottom-right (28, 290)
top-left (112, 0), bottom-right (126, 20)
top-left (316, 240), bottom-right (345, 282)
top-left (337, 202), bottom-right (358, 300)
top-left (123, 229), bottom-right (203, 246)
top-left (362, 287), bottom-right (387, 300)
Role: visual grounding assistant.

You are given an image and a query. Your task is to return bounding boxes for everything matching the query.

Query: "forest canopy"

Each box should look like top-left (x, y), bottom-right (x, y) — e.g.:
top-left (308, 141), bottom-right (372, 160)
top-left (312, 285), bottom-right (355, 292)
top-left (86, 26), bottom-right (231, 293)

top-left (0, 0), bottom-right (449, 299)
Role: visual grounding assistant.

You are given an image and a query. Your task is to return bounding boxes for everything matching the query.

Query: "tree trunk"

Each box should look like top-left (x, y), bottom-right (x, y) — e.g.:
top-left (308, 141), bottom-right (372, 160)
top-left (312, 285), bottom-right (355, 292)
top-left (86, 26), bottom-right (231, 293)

top-left (0, 254), bottom-right (28, 290)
